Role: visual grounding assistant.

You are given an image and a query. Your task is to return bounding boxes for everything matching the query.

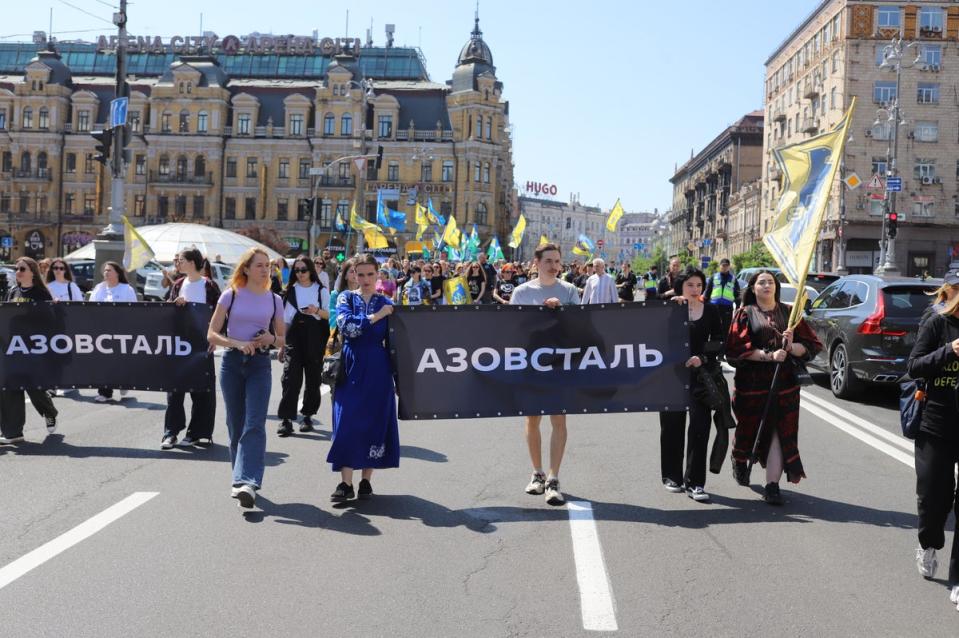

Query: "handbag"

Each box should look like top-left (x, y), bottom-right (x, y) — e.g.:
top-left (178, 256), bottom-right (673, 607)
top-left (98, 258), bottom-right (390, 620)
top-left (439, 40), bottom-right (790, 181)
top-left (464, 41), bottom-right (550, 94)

top-left (321, 328), bottom-right (343, 386)
top-left (792, 358), bottom-right (815, 387)
top-left (899, 378), bottom-right (926, 439)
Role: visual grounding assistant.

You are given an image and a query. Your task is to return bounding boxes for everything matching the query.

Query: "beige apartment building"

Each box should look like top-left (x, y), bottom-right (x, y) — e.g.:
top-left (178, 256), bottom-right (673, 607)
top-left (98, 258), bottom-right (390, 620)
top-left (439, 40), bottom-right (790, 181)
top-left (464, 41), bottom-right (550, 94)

top-left (0, 19), bottom-right (513, 260)
top-left (667, 111), bottom-right (764, 262)
top-left (764, 0), bottom-right (959, 275)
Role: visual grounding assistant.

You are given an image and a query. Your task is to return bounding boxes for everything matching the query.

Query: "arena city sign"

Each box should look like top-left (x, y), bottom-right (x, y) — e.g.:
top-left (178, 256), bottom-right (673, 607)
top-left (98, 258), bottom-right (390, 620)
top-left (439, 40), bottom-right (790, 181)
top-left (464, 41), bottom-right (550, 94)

top-left (95, 34), bottom-right (362, 57)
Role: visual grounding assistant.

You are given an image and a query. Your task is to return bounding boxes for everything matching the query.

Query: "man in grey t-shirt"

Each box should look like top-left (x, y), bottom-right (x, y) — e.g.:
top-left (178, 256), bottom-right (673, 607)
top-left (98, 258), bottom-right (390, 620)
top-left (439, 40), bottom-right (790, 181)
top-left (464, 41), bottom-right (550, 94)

top-left (509, 243), bottom-right (579, 506)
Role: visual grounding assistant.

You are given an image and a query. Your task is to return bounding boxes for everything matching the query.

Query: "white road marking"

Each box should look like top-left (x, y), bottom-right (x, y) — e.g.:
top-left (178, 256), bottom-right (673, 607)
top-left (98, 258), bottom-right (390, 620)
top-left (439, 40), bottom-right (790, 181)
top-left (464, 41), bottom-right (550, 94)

top-left (800, 401), bottom-right (914, 468)
top-left (801, 391), bottom-right (912, 453)
top-left (567, 501), bottom-right (618, 632)
top-left (0, 492), bottom-right (159, 591)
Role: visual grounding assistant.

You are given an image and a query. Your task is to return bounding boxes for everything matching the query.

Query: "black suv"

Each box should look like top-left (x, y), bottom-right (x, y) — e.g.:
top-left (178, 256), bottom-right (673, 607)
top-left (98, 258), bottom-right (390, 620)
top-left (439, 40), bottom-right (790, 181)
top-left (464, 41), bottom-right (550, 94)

top-left (804, 274), bottom-right (941, 398)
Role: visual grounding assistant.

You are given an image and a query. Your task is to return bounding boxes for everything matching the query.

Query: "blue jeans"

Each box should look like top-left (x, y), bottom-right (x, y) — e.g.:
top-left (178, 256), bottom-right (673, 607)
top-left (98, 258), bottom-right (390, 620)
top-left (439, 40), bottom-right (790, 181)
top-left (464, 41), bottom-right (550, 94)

top-left (220, 350), bottom-right (272, 488)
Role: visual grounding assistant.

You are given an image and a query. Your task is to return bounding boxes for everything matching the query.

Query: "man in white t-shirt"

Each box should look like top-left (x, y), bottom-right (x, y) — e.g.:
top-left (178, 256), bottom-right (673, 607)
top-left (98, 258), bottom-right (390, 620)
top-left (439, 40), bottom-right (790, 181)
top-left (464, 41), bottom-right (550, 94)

top-left (509, 243), bottom-right (580, 506)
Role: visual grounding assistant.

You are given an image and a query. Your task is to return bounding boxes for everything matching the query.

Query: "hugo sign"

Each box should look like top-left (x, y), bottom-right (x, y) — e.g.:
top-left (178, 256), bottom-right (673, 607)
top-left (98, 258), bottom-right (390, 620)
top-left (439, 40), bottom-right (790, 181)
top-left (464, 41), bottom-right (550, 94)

top-left (525, 181), bottom-right (559, 197)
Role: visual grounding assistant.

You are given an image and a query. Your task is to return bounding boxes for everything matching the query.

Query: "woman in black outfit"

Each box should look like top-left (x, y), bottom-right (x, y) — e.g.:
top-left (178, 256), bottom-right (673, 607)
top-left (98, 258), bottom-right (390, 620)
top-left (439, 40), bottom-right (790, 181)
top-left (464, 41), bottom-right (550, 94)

top-left (659, 267), bottom-right (725, 502)
top-left (907, 270), bottom-right (959, 608)
top-left (276, 255), bottom-right (331, 437)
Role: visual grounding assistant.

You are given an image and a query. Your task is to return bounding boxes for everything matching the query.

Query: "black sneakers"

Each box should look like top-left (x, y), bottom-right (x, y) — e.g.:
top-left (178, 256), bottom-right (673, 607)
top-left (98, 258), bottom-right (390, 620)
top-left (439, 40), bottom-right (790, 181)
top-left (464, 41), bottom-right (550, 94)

top-left (763, 482), bottom-right (783, 506)
top-left (732, 461), bottom-right (750, 486)
top-left (357, 478), bottom-right (373, 499)
top-left (277, 419), bottom-right (294, 437)
top-left (330, 482), bottom-right (355, 502)
top-left (299, 416), bottom-right (314, 433)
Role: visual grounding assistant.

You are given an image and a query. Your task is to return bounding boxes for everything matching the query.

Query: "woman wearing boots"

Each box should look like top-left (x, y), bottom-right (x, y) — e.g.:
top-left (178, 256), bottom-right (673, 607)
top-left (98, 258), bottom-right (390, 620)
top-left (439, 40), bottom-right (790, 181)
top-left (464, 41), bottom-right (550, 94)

top-left (276, 256), bottom-right (330, 437)
top-left (726, 270), bottom-right (821, 505)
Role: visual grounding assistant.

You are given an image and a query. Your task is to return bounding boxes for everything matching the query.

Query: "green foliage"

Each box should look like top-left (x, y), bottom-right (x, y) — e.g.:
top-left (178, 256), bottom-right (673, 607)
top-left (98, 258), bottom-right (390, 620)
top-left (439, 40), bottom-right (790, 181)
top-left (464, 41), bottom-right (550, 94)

top-left (705, 260), bottom-right (720, 276)
top-left (732, 242), bottom-right (776, 272)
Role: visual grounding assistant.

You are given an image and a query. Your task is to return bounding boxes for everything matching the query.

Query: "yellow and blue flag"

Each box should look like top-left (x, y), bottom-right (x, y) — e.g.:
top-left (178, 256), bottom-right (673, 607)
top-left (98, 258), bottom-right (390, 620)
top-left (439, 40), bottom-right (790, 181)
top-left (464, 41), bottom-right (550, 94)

top-left (442, 215), bottom-right (462, 249)
top-left (427, 198), bottom-right (446, 226)
top-left (764, 98), bottom-right (856, 327)
top-left (539, 234), bottom-right (550, 247)
top-left (349, 202), bottom-right (380, 232)
top-left (605, 198), bottom-right (624, 232)
top-left (508, 214), bottom-right (526, 249)
top-left (121, 215), bottom-right (155, 271)
top-left (335, 209), bottom-right (346, 231)
top-left (443, 275), bottom-right (472, 305)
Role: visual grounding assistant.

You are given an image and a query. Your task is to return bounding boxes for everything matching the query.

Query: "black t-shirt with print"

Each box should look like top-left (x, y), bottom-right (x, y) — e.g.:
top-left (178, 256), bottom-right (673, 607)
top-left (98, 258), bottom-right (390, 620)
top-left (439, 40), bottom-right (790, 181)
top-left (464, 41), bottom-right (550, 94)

top-left (467, 274), bottom-right (485, 299)
top-left (496, 280), bottom-right (515, 302)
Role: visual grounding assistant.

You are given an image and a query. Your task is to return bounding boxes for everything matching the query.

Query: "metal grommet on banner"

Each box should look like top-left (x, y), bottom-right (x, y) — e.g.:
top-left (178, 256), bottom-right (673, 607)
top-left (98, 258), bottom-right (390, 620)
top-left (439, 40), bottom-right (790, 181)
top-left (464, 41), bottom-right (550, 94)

top-left (562, 409), bottom-right (567, 414)
top-left (475, 413), bottom-right (480, 417)
top-left (454, 413), bottom-right (459, 418)
top-left (518, 411), bottom-right (524, 416)
top-left (603, 408), bottom-right (608, 412)
top-left (497, 412), bottom-right (501, 416)
top-left (583, 409), bottom-right (587, 413)
top-left (540, 410), bottom-right (545, 415)
top-left (644, 407), bottom-right (649, 411)
top-left (433, 414), bottom-right (438, 419)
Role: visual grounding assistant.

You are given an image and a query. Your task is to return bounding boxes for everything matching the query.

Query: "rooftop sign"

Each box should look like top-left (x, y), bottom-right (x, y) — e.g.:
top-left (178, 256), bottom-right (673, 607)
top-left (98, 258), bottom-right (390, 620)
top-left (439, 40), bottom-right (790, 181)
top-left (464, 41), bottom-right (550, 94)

top-left (89, 33), bottom-right (362, 56)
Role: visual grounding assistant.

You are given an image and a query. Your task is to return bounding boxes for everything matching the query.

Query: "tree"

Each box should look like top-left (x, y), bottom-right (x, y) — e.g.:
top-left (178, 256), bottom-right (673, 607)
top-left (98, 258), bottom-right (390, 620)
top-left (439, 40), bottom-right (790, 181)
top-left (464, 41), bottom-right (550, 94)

top-left (732, 242), bottom-right (776, 272)
top-left (235, 225), bottom-right (290, 255)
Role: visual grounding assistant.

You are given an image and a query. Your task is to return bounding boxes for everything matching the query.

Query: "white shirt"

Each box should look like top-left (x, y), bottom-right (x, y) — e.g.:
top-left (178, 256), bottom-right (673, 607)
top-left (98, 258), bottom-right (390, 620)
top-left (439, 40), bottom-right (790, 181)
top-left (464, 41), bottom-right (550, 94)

top-left (283, 282), bottom-right (331, 326)
top-left (89, 282), bottom-right (138, 302)
top-left (47, 280), bottom-right (83, 301)
top-left (581, 273), bottom-right (619, 305)
top-left (178, 277), bottom-right (208, 303)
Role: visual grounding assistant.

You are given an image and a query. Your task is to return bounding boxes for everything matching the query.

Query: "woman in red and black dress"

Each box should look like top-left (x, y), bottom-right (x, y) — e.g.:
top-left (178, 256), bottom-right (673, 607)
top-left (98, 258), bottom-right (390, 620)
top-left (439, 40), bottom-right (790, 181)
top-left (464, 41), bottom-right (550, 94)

top-left (726, 270), bottom-right (822, 505)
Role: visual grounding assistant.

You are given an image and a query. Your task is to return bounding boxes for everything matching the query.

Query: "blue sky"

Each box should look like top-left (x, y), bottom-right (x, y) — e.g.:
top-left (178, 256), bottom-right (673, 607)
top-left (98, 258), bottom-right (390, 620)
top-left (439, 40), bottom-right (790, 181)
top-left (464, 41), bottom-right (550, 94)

top-left (3, 0), bottom-right (820, 214)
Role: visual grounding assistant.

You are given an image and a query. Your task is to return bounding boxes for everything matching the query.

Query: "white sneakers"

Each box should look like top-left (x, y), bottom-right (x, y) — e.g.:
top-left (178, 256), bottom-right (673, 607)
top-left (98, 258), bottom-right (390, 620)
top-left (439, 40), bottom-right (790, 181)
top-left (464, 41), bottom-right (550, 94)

top-left (234, 485), bottom-right (256, 509)
top-left (525, 472), bottom-right (546, 495)
top-left (951, 585), bottom-right (959, 611)
top-left (0, 436), bottom-right (25, 445)
top-left (916, 547), bottom-right (938, 579)
top-left (544, 478), bottom-right (564, 506)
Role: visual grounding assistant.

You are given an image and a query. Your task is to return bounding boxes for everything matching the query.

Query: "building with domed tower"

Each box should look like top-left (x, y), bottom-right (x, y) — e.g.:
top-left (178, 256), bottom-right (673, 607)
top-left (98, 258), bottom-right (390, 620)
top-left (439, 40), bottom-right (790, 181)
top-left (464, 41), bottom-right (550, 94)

top-left (0, 17), bottom-right (514, 260)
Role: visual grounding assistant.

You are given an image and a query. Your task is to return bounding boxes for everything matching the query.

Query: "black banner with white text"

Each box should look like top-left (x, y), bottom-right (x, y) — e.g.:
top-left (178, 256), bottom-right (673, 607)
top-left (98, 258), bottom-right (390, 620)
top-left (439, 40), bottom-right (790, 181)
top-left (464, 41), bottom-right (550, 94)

top-left (390, 302), bottom-right (691, 419)
top-left (0, 302), bottom-right (213, 392)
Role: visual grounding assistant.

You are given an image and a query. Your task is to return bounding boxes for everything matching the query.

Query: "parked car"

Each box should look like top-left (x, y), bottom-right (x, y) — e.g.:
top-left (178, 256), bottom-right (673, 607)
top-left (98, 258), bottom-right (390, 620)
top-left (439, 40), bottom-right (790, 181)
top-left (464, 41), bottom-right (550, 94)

top-left (143, 261), bottom-right (232, 301)
top-left (779, 283), bottom-right (820, 309)
top-left (804, 274), bottom-right (941, 398)
top-left (805, 272), bottom-right (841, 292)
top-left (735, 267), bottom-right (785, 291)
top-left (66, 259), bottom-right (96, 293)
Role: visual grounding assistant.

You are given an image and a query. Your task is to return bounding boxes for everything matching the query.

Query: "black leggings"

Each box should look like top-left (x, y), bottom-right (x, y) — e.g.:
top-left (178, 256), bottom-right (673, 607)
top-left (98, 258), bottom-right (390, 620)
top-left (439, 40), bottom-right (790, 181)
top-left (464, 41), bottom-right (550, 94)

top-left (915, 432), bottom-right (959, 584)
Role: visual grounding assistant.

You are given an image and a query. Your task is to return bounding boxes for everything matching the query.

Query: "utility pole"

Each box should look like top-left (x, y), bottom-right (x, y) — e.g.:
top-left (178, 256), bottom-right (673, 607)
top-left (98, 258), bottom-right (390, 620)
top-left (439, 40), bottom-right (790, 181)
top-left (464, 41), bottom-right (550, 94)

top-left (836, 156), bottom-right (848, 274)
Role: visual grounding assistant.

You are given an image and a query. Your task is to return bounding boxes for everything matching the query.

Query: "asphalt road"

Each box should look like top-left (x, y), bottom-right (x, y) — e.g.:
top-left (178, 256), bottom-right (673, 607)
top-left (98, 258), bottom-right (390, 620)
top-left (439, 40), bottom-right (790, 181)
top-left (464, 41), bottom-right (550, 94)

top-left (0, 366), bottom-right (956, 637)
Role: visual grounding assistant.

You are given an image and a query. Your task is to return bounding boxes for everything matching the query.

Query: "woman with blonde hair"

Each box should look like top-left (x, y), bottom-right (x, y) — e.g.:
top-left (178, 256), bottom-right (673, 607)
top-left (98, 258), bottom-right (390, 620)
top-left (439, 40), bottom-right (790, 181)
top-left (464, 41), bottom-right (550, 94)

top-left (207, 248), bottom-right (285, 509)
top-left (908, 270), bottom-right (959, 606)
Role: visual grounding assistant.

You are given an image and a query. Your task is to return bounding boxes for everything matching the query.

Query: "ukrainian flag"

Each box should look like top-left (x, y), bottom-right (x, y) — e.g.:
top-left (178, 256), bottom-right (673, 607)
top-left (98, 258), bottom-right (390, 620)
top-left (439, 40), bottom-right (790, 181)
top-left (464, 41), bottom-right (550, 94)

top-left (442, 215), bottom-right (462, 248)
top-left (508, 214), bottom-right (527, 249)
top-left (605, 198), bottom-right (624, 232)
top-left (764, 98), bottom-right (856, 327)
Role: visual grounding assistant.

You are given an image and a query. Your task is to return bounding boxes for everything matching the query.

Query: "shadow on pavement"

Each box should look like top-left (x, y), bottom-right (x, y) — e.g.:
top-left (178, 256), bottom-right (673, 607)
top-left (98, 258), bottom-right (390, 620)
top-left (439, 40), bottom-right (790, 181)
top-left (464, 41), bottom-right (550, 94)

top-left (333, 494), bottom-right (494, 533)
top-left (399, 445), bottom-right (448, 463)
top-left (247, 495), bottom-right (381, 535)
top-left (808, 373), bottom-right (899, 411)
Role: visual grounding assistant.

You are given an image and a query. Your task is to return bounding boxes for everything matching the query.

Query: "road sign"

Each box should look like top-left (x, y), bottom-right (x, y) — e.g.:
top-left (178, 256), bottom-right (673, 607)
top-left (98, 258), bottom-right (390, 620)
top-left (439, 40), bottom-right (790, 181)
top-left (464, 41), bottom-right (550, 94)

top-left (701, 256), bottom-right (711, 269)
top-left (869, 192), bottom-right (886, 200)
top-left (109, 97), bottom-right (128, 128)
top-left (843, 172), bottom-right (862, 190)
top-left (308, 168), bottom-right (325, 176)
top-left (886, 177), bottom-right (902, 192)
top-left (1, 236), bottom-right (12, 248)
top-left (867, 174), bottom-right (884, 190)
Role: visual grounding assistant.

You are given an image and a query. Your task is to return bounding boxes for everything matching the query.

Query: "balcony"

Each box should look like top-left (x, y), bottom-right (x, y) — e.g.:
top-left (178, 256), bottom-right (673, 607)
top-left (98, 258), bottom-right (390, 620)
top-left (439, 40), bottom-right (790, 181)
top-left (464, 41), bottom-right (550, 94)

top-left (316, 175), bottom-right (356, 188)
top-left (12, 168), bottom-right (52, 181)
top-left (149, 171), bottom-right (214, 186)
top-left (772, 108), bottom-right (786, 122)
top-left (803, 81), bottom-right (820, 99)
top-left (801, 118), bottom-right (819, 134)
top-left (919, 25), bottom-right (943, 39)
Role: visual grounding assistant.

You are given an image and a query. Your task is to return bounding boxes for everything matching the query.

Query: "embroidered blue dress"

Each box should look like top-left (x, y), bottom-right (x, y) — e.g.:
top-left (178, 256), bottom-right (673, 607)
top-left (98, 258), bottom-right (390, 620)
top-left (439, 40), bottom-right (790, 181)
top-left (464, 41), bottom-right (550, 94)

top-left (328, 291), bottom-right (400, 471)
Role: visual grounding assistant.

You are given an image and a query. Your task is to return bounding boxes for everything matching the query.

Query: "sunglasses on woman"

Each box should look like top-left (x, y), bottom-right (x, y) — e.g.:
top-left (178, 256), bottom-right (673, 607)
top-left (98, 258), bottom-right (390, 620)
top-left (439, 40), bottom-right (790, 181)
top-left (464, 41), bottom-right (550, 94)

top-left (52, 266), bottom-right (66, 271)
top-left (293, 267), bottom-right (310, 274)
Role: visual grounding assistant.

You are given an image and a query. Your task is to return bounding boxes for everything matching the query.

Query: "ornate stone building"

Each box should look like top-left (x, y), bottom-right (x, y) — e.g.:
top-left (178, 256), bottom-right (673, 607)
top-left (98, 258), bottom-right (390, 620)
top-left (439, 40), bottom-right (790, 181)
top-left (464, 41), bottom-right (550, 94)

top-left (0, 18), bottom-right (513, 260)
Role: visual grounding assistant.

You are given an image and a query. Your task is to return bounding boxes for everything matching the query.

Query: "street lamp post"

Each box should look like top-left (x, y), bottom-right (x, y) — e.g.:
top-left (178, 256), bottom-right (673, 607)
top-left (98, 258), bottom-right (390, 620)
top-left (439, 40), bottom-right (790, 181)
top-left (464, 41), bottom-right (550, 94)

top-left (874, 37), bottom-right (919, 276)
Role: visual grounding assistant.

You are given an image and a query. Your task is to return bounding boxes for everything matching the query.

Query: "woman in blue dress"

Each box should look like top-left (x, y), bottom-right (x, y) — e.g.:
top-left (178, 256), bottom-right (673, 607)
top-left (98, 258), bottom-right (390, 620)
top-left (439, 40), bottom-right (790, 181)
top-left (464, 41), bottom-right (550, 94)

top-left (328, 253), bottom-right (399, 501)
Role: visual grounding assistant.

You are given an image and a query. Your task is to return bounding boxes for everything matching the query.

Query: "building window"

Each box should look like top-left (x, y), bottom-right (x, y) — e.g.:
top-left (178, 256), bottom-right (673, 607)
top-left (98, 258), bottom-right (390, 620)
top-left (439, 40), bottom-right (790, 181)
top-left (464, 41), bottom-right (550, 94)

top-left (175, 195), bottom-right (187, 218)
top-left (245, 197), bottom-right (256, 220)
top-left (320, 199), bottom-right (332, 227)
top-left (0, 152), bottom-right (10, 172)
top-left (340, 113), bottom-right (352, 136)
top-left (871, 120), bottom-right (893, 140)
top-left (378, 114), bottom-right (392, 138)
top-left (565, 216), bottom-right (571, 229)
top-left (877, 6), bottom-right (900, 29)
top-left (442, 160), bottom-right (454, 182)
top-left (922, 44), bottom-right (942, 67)
top-left (38, 109), bottom-right (48, 129)
top-left (134, 194), bottom-right (145, 216)
top-left (486, 116), bottom-right (493, 141)
top-left (872, 157), bottom-right (888, 177)
top-left (130, 111), bottom-right (141, 133)
top-left (156, 196), bottom-right (168, 218)
top-left (336, 200), bottom-right (350, 223)
top-left (226, 157), bottom-right (237, 178)
top-left (323, 113), bottom-right (335, 136)
top-left (914, 121), bottom-right (938, 142)
top-left (176, 156), bottom-right (188, 180)
top-left (278, 159), bottom-right (289, 179)
top-left (179, 111), bottom-right (189, 133)
top-left (197, 111), bottom-right (208, 133)
top-left (85, 153), bottom-right (96, 174)
top-left (77, 110), bottom-right (92, 132)
top-left (277, 199), bottom-right (288, 220)
top-left (918, 7), bottom-right (944, 33)
top-left (22, 107), bottom-right (33, 129)
top-left (483, 162), bottom-right (490, 183)
top-left (192, 195), bottom-right (204, 218)
top-left (475, 202), bottom-right (488, 225)
top-left (0, 109), bottom-right (6, 129)
top-left (64, 192), bottom-right (74, 214)
top-left (299, 159), bottom-right (311, 179)
top-left (237, 113), bottom-right (251, 135)
top-left (65, 153), bottom-right (76, 174)
top-left (917, 83), bottom-right (939, 104)
top-left (19, 151), bottom-right (30, 173)
top-left (37, 152), bottom-right (47, 177)
top-left (161, 112), bottom-right (171, 132)
top-left (476, 115), bottom-right (483, 140)
top-left (831, 87), bottom-right (839, 111)
top-left (474, 161), bottom-right (481, 182)
top-left (246, 158), bottom-right (257, 178)
top-left (158, 155), bottom-right (170, 176)
top-left (289, 114), bottom-right (303, 136)
top-left (367, 160), bottom-right (378, 181)
top-left (194, 155), bottom-right (206, 177)
top-left (387, 160), bottom-right (399, 181)
top-left (225, 197), bottom-right (236, 219)
top-left (421, 161), bottom-right (432, 182)
top-left (83, 195), bottom-right (96, 215)
top-left (914, 159), bottom-right (937, 180)
top-left (873, 80), bottom-right (897, 104)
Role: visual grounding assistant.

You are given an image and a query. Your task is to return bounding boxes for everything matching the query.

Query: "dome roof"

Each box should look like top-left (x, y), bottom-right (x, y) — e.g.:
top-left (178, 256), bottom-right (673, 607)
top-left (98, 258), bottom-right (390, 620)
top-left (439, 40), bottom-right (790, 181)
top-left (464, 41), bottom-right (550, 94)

top-left (30, 47), bottom-right (73, 87)
top-left (64, 223), bottom-right (283, 265)
top-left (326, 53), bottom-right (360, 80)
top-left (457, 17), bottom-right (494, 68)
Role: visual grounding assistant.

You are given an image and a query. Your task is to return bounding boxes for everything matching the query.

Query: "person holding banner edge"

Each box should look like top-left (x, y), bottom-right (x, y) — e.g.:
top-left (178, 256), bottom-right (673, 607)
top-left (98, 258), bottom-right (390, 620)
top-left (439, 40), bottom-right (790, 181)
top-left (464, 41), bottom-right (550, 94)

top-left (89, 261), bottom-right (138, 403)
top-left (207, 248), bottom-right (286, 509)
top-left (725, 271), bottom-right (821, 505)
top-left (510, 242), bottom-right (581, 506)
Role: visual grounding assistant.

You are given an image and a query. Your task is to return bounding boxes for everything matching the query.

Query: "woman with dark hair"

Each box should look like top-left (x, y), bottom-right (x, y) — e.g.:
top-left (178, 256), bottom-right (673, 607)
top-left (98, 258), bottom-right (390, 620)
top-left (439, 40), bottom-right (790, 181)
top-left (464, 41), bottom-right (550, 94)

top-left (45, 258), bottom-right (83, 301)
top-left (907, 270), bottom-right (959, 601)
top-left (276, 255), bottom-right (330, 437)
top-left (327, 253), bottom-right (399, 501)
top-left (726, 270), bottom-right (822, 505)
top-left (329, 257), bottom-right (356, 329)
top-left (0, 257), bottom-right (58, 443)
top-left (466, 261), bottom-right (486, 302)
top-left (89, 261), bottom-right (138, 403)
top-left (659, 268), bottom-right (725, 502)
top-left (161, 248), bottom-right (221, 449)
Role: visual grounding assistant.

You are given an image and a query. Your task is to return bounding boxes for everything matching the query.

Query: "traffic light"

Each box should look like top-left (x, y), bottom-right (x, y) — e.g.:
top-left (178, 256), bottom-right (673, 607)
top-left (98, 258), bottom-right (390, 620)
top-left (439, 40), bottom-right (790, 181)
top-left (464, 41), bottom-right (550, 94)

top-left (375, 145), bottom-right (384, 170)
top-left (91, 129), bottom-right (113, 166)
top-left (886, 211), bottom-right (898, 238)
